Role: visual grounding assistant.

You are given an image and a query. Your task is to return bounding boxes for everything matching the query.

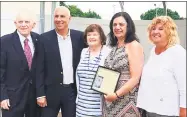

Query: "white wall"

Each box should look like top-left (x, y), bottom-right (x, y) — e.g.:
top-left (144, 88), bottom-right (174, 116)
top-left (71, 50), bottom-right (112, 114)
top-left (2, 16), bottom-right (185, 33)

top-left (1, 16), bottom-right (186, 62)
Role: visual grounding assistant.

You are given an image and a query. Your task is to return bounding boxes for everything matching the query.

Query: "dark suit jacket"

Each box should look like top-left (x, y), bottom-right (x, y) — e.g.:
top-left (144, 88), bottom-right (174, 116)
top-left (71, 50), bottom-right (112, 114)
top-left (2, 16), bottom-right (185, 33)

top-left (36, 29), bottom-right (85, 98)
top-left (0, 30), bottom-right (39, 107)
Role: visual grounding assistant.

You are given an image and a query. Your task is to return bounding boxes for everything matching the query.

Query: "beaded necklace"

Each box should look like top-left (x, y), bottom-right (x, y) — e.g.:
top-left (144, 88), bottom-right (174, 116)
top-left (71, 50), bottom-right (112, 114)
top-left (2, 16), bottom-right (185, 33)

top-left (87, 46), bottom-right (103, 72)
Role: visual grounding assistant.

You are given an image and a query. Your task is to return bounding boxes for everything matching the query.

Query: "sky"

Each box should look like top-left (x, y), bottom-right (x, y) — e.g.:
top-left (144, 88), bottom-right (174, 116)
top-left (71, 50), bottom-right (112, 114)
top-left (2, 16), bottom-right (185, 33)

top-left (1, 1), bottom-right (186, 36)
top-left (1, 2), bottom-right (186, 20)
top-left (65, 2), bottom-right (186, 20)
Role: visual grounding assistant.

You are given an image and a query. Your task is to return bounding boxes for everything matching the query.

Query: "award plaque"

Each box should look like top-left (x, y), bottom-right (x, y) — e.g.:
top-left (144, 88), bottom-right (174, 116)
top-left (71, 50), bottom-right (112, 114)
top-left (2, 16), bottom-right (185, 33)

top-left (91, 66), bottom-right (120, 94)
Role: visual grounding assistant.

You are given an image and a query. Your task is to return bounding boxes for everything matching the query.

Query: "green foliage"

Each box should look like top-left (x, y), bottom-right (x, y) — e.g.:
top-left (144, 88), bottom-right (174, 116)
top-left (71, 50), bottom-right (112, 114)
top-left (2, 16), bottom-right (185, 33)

top-left (83, 10), bottom-right (101, 19)
top-left (59, 1), bottom-right (67, 7)
top-left (68, 5), bottom-right (84, 17)
top-left (140, 8), bottom-right (180, 20)
top-left (59, 1), bottom-right (101, 19)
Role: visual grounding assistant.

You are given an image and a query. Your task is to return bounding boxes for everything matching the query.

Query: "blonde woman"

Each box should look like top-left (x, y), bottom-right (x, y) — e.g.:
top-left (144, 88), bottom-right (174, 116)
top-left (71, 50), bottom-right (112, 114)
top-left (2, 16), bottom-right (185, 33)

top-left (137, 16), bottom-right (186, 117)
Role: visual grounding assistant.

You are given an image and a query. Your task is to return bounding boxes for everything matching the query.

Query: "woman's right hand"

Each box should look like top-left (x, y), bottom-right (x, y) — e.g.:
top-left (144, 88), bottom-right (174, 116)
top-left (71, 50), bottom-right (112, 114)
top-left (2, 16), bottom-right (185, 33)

top-left (104, 93), bottom-right (118, 102)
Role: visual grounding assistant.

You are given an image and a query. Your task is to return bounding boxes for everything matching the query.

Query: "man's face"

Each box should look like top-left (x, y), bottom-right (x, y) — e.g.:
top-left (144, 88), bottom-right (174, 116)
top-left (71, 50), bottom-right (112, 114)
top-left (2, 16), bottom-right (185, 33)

top-left (14, 14), bottom-right (35, 37)
top-left (54, 8), bottom-right (71, 31)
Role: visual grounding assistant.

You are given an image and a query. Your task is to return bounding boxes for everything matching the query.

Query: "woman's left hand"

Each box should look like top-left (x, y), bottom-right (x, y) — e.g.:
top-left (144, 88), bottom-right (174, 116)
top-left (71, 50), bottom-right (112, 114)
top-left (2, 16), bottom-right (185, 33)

top-left (104, 93), bottom-right (118, 102)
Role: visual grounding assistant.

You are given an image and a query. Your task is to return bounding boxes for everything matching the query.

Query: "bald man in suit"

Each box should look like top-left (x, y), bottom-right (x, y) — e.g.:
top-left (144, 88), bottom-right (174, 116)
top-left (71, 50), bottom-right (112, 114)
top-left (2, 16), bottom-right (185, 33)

top-left (36, 6), bottom-right (86, 117)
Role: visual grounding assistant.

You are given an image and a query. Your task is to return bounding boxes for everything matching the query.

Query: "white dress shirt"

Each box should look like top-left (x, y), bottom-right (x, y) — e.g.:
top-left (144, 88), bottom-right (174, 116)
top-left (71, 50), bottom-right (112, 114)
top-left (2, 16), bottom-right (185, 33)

top-left (17, 31), bottom-right (34, 56)
top-left (137, 44), bottom-right (186, 116)
top-left (56, 30), bottom-right (74, 84)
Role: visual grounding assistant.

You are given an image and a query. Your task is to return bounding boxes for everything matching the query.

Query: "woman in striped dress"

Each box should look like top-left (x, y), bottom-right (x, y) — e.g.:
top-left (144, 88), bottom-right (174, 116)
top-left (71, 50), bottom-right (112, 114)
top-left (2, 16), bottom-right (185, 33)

top-left (76, 24), bottom-right (111, 117)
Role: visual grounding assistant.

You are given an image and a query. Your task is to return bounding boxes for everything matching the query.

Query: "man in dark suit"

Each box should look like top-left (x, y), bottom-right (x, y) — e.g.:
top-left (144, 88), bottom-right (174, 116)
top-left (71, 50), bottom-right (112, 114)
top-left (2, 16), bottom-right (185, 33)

top-left (0, 10), bottom-right (40, 117)
top-left (36, 6), bottom-right (86, 117)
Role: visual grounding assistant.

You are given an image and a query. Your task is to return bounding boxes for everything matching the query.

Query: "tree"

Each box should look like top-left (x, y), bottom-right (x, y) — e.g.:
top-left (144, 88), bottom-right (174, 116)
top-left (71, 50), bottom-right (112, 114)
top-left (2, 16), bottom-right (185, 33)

top-left (140, 8), bottom-right (180, 20)
top-left (119, 2), bottom-right (124, 12)
top-left (68, 5), bottom-right (84, 17)
top-left (59, 1), bottom-right (101, 19)
top-left (84, 10), bottom-right (101, 19)
top-left (59, 1), bottom-right (67, 7)
top-left (162, 1), bottom-right (167, 15)
top-left (179, 17), bottom-right (186, 20)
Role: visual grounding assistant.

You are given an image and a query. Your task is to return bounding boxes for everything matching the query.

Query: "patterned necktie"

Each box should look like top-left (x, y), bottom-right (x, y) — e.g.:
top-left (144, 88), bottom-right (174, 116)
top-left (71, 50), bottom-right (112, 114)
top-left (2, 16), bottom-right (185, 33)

top-left (24, 38), bottom-right (32, 69)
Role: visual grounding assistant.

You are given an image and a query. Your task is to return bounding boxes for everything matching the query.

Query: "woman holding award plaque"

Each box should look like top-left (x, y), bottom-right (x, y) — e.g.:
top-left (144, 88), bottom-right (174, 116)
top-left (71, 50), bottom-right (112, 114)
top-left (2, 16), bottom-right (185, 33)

top-left (102, 12), bottom-right (144, 117)
top-left (75, 24), bottom-right (111, 117)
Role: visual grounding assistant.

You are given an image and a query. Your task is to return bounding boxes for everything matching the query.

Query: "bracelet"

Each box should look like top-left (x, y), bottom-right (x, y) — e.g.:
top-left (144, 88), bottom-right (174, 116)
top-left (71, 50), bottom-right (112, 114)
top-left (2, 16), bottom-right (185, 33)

top-left (115, 92), bottom-right (120, 98)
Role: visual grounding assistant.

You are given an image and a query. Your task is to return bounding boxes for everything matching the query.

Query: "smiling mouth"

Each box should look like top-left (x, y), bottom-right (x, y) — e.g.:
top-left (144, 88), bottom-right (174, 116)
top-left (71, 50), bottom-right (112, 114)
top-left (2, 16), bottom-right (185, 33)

top-left (115, 31), bottom-right (122, 34)
top-left (20, 29), bottom-right (27, 31)
top-left (57, 24), bottom-right (63, 25)
top-left (153, 35), bottom-right (161, 38)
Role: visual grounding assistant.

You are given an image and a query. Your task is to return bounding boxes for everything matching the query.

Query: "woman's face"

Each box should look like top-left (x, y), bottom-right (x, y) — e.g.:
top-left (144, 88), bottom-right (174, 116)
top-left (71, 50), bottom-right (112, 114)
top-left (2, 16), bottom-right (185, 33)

top-left (150, 23), bottom-right (168, 45)
top-left (113, 16), bottom-right (127, 40)
top-left (87, 30), bottom-right (102, 47)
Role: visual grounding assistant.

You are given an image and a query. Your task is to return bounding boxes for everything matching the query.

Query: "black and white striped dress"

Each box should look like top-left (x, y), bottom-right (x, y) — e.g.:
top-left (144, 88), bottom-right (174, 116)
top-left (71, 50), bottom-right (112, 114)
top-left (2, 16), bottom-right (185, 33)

top-left (76, 46), bottom-right (111, 117)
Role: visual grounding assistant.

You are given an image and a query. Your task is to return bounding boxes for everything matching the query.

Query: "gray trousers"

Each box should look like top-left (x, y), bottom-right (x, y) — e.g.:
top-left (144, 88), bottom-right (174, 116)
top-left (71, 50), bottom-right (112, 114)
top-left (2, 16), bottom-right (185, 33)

top-left (146, 112), bottom-right (178, 117)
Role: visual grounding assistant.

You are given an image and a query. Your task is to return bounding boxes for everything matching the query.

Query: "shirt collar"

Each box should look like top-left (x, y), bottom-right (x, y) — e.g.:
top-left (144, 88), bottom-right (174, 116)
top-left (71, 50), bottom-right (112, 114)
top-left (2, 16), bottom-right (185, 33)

top-left (17, 30), bottom-right (32, 42)
top-left (56, 29), bottom-right (70, 40)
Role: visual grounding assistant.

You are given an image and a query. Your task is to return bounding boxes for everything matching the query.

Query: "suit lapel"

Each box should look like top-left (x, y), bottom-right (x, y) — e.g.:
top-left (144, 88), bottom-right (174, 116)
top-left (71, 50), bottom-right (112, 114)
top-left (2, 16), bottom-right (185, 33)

top-left (30, 32), bottom-right (38, 69)
top-left (30, 32), bottom-right (37, 50)
top-left (70, 29), bottom-right (76, 68)
top-left (12, 31), bottom-right (28, 66)
top-left (50, 30), bottom-right (63, 69)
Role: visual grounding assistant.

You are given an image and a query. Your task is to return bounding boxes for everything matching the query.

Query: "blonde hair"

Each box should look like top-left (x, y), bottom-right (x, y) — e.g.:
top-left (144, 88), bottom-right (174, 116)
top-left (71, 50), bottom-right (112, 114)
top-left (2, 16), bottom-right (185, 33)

top-left (147, 16), bottom-right (180, 48)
